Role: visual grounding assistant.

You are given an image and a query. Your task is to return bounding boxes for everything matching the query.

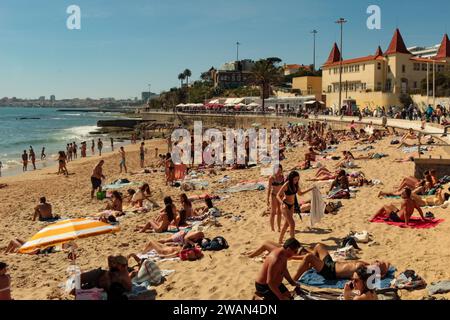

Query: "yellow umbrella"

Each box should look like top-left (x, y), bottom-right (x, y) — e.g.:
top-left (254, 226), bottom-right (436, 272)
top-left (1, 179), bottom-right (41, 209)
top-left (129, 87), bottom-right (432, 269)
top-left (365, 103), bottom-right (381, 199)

top-left (18, 218), bottom-right (120, 254)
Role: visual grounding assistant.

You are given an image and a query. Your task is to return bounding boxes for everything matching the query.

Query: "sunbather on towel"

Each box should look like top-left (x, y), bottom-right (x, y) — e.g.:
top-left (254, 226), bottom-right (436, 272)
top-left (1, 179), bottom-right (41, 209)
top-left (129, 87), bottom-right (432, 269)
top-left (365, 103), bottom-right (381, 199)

top-left (343, 266), bottom-right (378, 300)
top-left (255, 238), bottom-right (302, 300)
top-left (33, 197), bottom-right (60, 222)
top-left (158, 230), bottom-right (205, 247)
top-left (372, 188), bottom-right (428, 226)
top-left (293, 243), bottom-right (390, 282)
top-left (244, 240), bottom-right (308, 260)
top-left (140, 240), bottom-right (183, 258)
top-left (413, 188), bottom-right (449, 207)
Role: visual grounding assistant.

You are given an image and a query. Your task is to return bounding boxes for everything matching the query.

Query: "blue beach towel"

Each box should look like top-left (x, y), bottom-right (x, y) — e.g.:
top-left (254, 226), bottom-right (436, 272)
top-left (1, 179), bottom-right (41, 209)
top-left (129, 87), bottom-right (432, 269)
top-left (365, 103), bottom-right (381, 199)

top-left (298, 267), bottom-right (397, 289)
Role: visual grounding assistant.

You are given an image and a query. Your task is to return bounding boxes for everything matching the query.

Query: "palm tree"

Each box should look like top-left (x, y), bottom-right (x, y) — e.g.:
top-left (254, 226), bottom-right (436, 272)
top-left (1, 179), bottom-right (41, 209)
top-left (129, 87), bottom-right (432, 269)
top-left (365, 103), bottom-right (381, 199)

top-left (251, 59), bottom-right (283, 113)
top-left (183, 69), bottom-right (192, 86)
top-left (178, 73), bottom-right (186, 88)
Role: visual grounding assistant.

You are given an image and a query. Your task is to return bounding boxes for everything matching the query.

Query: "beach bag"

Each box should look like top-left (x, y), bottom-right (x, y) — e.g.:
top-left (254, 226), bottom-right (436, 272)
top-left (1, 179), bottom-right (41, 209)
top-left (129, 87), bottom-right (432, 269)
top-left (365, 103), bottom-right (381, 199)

top-left (96, 191), bottom-right (106, 200)
top-left (390, 139), bottom-right (400, 145)
top-left (134, 259), bottom-right (163, 285)
top-left (202, 237), bottom-right (229, 251)
top-left (179, 247), bottom-right (203, 261)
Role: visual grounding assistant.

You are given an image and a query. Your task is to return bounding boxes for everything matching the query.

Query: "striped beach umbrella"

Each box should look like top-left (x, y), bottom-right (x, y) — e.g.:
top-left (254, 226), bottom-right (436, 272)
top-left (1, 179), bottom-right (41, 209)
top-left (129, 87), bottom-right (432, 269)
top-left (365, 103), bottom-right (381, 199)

top-left (18, 218), bottom-right (120, 254)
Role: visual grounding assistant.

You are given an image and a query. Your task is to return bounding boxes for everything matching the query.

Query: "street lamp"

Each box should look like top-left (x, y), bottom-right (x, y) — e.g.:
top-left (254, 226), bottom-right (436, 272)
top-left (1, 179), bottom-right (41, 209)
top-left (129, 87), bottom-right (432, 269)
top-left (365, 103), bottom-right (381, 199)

top-left (335, 18), bottom-right (347, 116)
top-left (311, 30), bottom-right (318, 71)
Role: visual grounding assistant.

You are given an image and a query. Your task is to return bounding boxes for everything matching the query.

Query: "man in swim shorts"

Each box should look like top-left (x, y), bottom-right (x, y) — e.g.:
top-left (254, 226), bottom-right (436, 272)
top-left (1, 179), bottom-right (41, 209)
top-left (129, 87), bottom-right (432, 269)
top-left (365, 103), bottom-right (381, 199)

top-left (294, 243), bottom-right (390, 282)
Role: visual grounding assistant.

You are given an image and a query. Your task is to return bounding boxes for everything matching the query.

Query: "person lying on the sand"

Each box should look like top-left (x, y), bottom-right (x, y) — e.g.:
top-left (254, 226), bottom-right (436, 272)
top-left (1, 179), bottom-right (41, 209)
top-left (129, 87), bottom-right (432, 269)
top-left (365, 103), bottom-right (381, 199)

top-left (0, 262), bottom-right (12, 300)
top-left (33, 197), bottom-right (59, 222)
top-left (140, 240), bottom-right (183, 258)
top-left (393, 155), bottom-right (417, 163)
top-left (255, 238), bottom-right (302, 300)
top-left (379, 177), bottom-right (433, 198)
top-left (4, 239), bottom-right (69, 255)
top-left (343, 266), bottom-right (378, 300)
top-left (307, 168), bottom-right (339, 181)
top-left (335, 151), bottom-right (357, 169)
top-left (157, 230), bottom-right (205, 247)
top-left (244, 240), bottom-right (308, 260)
top-left (411, 188), bottom-right (449, 208)
top-left (136, 196), bottom-right (176, 233)
top-left (372, 188), bottom-right (428, 226)
top-left (293, 243), bottom-right (390, 282)
top-left (401, 128), bottom-right (417, 143)
top-left (193, 197), bottom-right (220, 218)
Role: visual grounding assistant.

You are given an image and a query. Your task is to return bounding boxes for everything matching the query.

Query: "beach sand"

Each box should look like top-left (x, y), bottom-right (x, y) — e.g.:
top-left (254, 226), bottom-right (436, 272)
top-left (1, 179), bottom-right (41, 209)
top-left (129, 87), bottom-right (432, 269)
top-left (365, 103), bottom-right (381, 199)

top-left (1, 134), bottom-right (449, 300)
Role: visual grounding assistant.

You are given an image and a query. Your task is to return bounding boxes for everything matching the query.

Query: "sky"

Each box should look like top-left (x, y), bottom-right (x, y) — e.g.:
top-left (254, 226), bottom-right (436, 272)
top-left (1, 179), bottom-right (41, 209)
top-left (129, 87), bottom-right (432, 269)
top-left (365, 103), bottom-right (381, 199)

top-left (0, 0), bottom-right (449, 99)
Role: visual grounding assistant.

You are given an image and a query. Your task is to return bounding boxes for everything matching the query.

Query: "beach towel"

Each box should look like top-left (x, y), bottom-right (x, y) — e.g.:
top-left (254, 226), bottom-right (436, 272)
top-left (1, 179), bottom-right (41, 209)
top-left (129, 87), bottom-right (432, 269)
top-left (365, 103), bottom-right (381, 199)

top-left (310, 186), bottom-right (325, 227)
top-left (402, 146), bottom-right (428, 154)
top-left (137, 250), bottom-right (180, 262)
top-left (370, 216), bottom-right (444, 229)
top-left (218, 183), bottom-right (266, 193)
top-left (298, 267), bottom-right (396, 289)
top-left (428, 281), bottom-right (450, 295)
top-left (104, 180), bottom-right (140, 190)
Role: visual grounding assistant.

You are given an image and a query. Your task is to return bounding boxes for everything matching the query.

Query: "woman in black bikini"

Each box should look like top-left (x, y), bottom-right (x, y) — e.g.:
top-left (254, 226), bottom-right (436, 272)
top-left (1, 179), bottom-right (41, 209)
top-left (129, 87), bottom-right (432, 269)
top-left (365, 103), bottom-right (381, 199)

top-left (267, 165), bottom-right (285, 232)
top-left (276, 171), bottom-right (314, 244)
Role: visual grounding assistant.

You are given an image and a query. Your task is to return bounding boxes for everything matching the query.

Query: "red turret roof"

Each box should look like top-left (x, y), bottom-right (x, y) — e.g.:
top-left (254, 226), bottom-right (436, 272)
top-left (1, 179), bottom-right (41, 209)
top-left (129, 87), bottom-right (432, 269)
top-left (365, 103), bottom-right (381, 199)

top-left (325, 43), bottom-right (341, 65)
top-left (435, 34), bottom-right (450, 59)
top-left (385, 29), bottom-right (411, 55)
top-left (374, 46), bottom-right (384, 57)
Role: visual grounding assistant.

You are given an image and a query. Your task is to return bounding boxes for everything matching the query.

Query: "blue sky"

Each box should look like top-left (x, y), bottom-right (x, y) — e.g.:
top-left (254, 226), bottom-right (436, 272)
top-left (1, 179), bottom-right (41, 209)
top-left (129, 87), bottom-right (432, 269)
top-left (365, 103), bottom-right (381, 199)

top-left (0, 0), bottom-right (449, 99)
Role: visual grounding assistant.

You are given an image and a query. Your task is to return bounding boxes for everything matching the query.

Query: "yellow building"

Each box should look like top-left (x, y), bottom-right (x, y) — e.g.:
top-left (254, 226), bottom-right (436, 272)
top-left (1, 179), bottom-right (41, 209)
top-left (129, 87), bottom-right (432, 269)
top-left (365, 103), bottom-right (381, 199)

top-left (322, 29), bottom-right (450, 110)
top-left (291, 76), bottom-right (323, 101)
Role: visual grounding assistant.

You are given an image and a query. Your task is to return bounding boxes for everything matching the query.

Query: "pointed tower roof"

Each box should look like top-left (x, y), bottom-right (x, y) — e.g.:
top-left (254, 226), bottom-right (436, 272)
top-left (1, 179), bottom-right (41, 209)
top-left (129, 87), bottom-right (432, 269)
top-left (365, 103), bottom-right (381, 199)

top-left (435, 34), bottom-right (450, 59)
top-left (374, 46), bottom-right (384, 57)
top-left (385, 29), bottom-right (411, 55)
top-left (325, 43), bottom-right (341, 65)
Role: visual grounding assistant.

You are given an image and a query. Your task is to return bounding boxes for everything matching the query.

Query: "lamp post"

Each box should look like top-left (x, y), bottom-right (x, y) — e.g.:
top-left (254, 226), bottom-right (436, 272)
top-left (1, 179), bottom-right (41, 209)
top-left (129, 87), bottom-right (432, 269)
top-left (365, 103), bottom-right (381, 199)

top-left (335, 18), bottom-right (347, 117)
top-left (311, 30), bottom-right (318, 71)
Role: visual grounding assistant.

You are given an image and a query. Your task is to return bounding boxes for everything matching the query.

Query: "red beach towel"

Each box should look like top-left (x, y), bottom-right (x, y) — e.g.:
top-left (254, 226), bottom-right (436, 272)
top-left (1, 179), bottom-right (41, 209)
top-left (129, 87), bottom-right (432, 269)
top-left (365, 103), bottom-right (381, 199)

top-left (370, 216), bottom-right (444, 229)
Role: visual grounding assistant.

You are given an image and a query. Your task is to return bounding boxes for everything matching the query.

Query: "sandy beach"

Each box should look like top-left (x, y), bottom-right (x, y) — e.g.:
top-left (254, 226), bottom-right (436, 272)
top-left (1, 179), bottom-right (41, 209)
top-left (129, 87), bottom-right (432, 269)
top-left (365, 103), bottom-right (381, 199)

top-left (1, 130), bottom-right (449, 300)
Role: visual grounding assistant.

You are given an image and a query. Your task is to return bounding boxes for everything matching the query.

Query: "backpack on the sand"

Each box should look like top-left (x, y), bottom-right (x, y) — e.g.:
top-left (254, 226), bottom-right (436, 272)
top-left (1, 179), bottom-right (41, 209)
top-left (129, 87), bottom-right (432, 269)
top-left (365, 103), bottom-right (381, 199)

top-left (201, 237), bottom-right (229, 251)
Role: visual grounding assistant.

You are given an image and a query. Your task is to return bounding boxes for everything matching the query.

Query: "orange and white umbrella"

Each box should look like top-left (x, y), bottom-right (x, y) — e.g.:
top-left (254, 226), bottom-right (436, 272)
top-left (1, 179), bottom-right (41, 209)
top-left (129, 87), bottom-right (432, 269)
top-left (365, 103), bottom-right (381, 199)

top-left (18, 218), bottom-right (120, 254)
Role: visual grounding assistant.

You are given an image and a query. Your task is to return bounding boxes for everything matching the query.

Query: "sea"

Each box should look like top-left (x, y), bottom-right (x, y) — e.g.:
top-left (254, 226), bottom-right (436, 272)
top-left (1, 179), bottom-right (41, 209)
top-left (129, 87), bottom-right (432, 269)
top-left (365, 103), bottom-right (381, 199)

top-left (0, 106), bottom-right (125, 177)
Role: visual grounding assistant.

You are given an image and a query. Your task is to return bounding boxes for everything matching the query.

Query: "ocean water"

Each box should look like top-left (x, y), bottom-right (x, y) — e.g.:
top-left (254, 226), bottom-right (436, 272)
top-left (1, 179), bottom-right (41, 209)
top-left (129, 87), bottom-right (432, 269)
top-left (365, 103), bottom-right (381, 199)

top-left (0, 107), bottom-right (122, 176)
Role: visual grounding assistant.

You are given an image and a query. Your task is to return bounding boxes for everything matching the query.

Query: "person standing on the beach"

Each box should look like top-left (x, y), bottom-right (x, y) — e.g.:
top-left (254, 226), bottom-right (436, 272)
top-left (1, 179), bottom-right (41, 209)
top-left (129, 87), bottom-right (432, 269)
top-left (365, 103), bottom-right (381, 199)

top-left (73, 142), bottom-right (78, 159)
top-left (91, 139), bottom-right (95, 156)
top-left (140, 142), bottom-right (146, 168)
top-left (155, 147), bottom-right (159, 159)
top-left (57, 151), bottom-right (69, 176)
top-left (0, 161), bottom-right (2, 177)
top-left (41, 147), bottom-right (46, 160)
top-left (67, 143), bottom-right (73, 162)
top-left (81, 142), bottom-right (87, 158)
top-left (97, 138), bottom-right (103, 156)
top-left (22, 150), bottom-right (28, 172)
top-left (110, 137), bottom-right (114, 152)
top-left (0, 262), bottom-right (12, 300)
top-left (119, 146), bottom-right (127, 174)
top-left (29, 146), bottom-right (36, 170)
top-left (91, 160), bottom-right (105, 199)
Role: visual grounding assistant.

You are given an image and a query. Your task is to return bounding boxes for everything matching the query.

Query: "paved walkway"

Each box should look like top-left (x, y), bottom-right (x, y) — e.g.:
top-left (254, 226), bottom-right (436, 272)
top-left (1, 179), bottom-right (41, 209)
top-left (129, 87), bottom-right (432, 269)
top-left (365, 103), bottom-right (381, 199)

top-left (315, 115), bottom-right (450, 146)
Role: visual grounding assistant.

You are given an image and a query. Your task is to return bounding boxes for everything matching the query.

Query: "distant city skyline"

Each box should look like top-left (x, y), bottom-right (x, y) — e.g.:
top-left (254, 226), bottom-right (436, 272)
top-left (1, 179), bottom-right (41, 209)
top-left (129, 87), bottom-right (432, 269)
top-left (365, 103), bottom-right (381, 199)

top-left (1, 0), bottom-right (450, 99)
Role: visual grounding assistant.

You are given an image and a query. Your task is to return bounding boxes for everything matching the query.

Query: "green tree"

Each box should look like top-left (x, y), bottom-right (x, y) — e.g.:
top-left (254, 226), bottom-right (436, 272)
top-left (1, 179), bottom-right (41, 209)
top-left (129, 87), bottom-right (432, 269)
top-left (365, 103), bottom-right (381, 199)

top-left (178, 73), bottom-right (186, 88)
top-left (251, 59), bottom-right (283, 112)
top-left (183, 69), bottom-right (192, 86)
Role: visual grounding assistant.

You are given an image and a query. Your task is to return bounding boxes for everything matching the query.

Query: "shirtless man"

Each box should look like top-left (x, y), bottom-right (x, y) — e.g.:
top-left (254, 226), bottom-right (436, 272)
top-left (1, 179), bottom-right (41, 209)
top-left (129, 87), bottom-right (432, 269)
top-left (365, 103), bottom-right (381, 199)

top-left (255, 238), bottom-right (302, 300)
top-left (119, 146), bottom-right (127, 174)
top-left (33, 197), bottom-right (58, 221)
top-left (22, 150), bottom-right (28, 172)
top-left (372, 188), bottom-right (428, 226)
top-left (293, 243), bottom-right (390, 282)
top-left (91, 160), bottom-right (106, 199)
top-left (41, 147), bottom-right (46, 160)
top-left (0, 262), bottom-right (12, 300)
top-left (97, 139), bottom-right (103, 156)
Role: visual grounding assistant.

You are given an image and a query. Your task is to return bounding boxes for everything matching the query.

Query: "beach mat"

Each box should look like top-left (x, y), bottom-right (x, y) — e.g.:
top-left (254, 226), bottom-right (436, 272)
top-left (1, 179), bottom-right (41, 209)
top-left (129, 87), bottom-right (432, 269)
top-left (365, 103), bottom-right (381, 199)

top-left (298, 267), bottom-right (396, 289)
top-left (370, 216), bottom-right (444, 229)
